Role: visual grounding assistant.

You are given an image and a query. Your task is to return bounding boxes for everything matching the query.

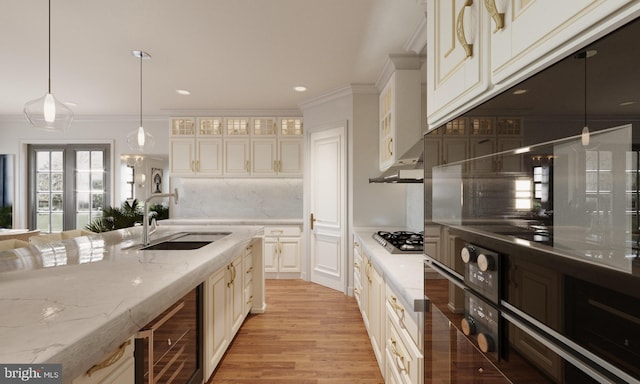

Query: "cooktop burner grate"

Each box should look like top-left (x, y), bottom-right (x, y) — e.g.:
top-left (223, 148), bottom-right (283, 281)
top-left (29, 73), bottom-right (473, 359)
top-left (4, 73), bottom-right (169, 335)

top-left (373, 230), bottom-right (424, 254)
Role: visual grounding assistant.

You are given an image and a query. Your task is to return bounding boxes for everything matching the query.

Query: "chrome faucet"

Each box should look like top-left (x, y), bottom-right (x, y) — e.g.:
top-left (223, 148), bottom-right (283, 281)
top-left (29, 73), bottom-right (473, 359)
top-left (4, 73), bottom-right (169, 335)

top-left (142, 188), bottom-right (179, 245)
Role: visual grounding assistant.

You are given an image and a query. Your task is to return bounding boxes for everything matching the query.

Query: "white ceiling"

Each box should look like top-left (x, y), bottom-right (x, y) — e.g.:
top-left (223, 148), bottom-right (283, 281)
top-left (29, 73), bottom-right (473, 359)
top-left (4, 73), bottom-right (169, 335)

top-left (0, 0), bottom-right (426, 117)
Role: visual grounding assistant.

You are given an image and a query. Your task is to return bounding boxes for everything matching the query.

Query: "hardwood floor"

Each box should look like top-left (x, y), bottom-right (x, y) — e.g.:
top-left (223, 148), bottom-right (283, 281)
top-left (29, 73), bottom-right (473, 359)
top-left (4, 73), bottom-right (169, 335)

top-left (207, 279), bottom-right (384, 384)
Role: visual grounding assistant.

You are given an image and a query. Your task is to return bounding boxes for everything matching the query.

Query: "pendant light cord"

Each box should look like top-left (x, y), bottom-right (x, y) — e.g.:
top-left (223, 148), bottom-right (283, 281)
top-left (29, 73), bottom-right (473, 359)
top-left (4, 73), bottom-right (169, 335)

top-left (140, 52), bottom-right (143, 128)
top-left (48, 0), bottom-right (51, 94)
top-left (584, 53), bottom-right (587, 127)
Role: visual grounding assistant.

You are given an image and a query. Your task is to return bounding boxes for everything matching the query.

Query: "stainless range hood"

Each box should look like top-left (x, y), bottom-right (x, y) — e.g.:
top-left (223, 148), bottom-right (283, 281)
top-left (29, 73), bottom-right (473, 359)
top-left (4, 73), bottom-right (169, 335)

top-left (369, 138), bottom-right (424, 183)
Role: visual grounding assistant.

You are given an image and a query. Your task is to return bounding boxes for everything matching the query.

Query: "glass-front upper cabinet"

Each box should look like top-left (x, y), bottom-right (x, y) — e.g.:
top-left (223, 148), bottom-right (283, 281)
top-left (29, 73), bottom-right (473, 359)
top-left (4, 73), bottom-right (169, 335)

top-left (225, 118), bottom-right (250, 136)
top-left (279, 117), bottom-right (303, 136)
top-left (198, 117), bottom-right (223, 136)
top-left (171, 117), bottom-right (196, 137)
top-left (252, 117), bottom-right (277, 136)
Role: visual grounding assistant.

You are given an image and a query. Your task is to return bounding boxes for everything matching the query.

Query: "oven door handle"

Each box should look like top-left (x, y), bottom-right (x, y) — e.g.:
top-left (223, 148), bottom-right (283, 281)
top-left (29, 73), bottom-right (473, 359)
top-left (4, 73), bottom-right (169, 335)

top-left (424, 256), bottom-right (465, 289)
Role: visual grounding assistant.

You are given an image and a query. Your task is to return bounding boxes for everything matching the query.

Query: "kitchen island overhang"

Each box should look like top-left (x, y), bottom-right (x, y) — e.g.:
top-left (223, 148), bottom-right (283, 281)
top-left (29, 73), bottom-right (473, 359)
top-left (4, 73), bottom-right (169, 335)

top-left (0, 224), bottom-right (264, 383)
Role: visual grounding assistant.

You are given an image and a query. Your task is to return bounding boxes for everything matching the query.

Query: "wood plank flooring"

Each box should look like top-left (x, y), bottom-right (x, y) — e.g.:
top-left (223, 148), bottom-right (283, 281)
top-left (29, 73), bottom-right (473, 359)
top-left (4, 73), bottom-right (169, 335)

top-left (207, 279), bottom-right (384, 384)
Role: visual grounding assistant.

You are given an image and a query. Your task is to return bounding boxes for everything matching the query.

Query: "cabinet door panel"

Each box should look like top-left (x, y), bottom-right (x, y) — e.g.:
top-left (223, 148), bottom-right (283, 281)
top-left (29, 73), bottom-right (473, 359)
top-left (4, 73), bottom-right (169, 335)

top-left (491, 0), bottom-right (632, 83)
top-left (205, 268), bottom-right (229, 376)
top-left (278, 237), bottom-right (301, 272)
top-left (252, 139), bottom-right (277, 176)
top-left (427, 0), bottom-right (490, 127)
top-left (263, 239), bottom-right (278, 273)
top-left (224, 139), bottom-right (250, 175)
top-left (278, 139), bottom-right (303, 176)
top-left (197, 139), bottom-right (222, 175)
top-left (170, 139), bottom-right (195, 175)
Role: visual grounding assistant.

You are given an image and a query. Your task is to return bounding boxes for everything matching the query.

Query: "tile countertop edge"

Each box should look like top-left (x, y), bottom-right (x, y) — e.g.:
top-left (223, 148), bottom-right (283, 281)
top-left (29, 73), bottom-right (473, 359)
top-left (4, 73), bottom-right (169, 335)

top-left (353, 229), bottom-right (425, 321)
top-left (0, 224), bottom-right (263, 383)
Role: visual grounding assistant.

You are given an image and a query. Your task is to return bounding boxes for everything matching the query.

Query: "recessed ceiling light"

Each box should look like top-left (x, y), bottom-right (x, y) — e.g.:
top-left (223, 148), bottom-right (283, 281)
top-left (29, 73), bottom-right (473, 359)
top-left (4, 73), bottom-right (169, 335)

top-left (293, 86), bottom-right (307, 92)
top-left (619, 101), bottom-right (636, 106)
top-left (512, 89), bottom-right (528, 95)
top-left (176, 89), bottom-right (191, 95)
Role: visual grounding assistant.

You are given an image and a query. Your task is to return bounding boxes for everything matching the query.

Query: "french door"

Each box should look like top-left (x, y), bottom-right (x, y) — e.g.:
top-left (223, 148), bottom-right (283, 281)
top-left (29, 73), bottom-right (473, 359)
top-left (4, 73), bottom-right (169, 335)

top-left (28, 144), bottom-right (110, 233)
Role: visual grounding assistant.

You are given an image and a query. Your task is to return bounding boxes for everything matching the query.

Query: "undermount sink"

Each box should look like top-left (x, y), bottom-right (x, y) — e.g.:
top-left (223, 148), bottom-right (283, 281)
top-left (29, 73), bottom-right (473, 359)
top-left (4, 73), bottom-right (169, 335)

top-left (141, 241), bottom-right (213, 250)
top-left (134, 232), bottom-right (232, 251)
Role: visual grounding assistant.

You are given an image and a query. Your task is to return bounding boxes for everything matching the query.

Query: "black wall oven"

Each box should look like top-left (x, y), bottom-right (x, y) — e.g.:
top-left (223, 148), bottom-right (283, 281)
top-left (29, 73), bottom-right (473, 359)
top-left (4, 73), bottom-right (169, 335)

top-left (424, 15), bottom-right (640, 384)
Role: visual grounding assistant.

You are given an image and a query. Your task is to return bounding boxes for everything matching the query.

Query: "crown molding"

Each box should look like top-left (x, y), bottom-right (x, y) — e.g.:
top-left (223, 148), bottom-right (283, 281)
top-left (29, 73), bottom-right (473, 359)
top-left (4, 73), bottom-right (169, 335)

top-left (375, 53), bottom-right (423, 90)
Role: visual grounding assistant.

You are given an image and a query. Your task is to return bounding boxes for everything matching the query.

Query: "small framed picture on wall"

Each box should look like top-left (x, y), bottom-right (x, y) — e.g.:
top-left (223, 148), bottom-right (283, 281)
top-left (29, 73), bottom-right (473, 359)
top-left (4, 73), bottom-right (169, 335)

top-left (151, 168), bottom-right (163, 194)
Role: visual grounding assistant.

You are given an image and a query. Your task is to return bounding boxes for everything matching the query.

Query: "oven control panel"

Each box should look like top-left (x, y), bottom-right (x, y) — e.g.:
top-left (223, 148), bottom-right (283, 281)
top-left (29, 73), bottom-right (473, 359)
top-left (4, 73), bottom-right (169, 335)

top-left (461, 243), bottom-right (500, 304)
top-left (462, 291), bottom-right (501, 360)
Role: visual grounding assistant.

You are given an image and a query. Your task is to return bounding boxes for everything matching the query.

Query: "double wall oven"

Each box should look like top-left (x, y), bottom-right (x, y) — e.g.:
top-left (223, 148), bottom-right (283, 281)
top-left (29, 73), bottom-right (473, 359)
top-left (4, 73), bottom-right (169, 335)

top-left (423, 16), bottom-right (640, 384)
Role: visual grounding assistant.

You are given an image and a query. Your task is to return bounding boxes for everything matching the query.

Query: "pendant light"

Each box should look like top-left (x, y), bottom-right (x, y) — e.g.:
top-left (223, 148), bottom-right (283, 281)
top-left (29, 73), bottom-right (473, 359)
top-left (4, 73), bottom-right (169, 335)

top-left (24, 0), bottom-right (73, 132)
top-left (575, 49), bottom-right (597, 147)
top-left (127, 50), bottom-right (155, 152)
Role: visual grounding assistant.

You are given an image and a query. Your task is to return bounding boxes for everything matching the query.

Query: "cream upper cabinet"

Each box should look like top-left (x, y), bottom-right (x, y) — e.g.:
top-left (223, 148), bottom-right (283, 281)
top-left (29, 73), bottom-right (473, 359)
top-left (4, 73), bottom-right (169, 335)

top-left (170, 117), bottom-right (223, 176)
top-left (490, 0), bottom-right (633, 84)
top-left (427, 0), bottom-right (634, 128)
top-left (426, 0), bottom-right (491, 129)
top-left (172, 116), bottom-right (303, 178)
top-left (377, 57), bottom-right (422, 172)
top-left (224, 138), bottom-right (251, 176)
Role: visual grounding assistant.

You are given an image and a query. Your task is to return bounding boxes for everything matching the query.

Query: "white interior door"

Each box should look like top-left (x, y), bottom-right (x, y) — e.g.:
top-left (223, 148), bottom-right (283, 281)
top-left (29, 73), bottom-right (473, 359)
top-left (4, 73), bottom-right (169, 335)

top-left (308, 125), bottom-right (346, 292)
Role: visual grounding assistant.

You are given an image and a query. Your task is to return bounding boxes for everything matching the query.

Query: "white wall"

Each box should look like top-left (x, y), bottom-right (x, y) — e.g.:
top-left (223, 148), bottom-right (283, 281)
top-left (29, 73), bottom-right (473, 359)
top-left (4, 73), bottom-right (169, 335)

top-left (0, 114), bottom-right (169, 227)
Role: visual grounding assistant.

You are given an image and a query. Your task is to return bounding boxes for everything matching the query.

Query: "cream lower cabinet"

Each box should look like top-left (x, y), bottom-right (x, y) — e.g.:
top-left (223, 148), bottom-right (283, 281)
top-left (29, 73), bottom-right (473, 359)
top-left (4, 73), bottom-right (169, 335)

top-left (264, 226), bottom-right (301, 278)
top-left (72, 337), bottom-right (135, 384)
top-left (204, 243), bottom-right (257, 379)
top-left (366, 258), bottom-right (386, 373)
top-left (354, 239), bottom-right (385, 379)
top-left (385, 285), bottom-right (423, 384)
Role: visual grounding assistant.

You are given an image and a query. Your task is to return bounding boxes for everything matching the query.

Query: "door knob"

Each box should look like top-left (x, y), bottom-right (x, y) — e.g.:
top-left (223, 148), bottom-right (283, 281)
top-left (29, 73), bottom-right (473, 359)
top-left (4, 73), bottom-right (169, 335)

top-left (310, 213), bottom-right (316, 230)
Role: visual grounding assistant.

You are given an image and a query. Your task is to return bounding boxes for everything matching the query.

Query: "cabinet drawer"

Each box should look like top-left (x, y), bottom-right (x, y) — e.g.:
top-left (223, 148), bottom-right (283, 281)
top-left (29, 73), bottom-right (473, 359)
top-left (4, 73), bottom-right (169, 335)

top-left (264, 226), bottom-right (301, 237)
top-left (387, 315), bottom-right (422, 384)
top-left (386, 285), bottom-right (419, 347)
top-left (73, 337), bottom-right (135, 384)
top-left (244, 283), bottom-right (254, 307)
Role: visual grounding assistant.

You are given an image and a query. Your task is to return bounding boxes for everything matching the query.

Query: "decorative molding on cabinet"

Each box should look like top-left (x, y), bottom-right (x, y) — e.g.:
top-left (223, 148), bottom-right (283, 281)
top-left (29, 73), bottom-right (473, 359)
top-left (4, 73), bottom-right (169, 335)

top-left (375, 53), bottom-right (423, 91)
top-left (403, 12), bottom-right (428, 54)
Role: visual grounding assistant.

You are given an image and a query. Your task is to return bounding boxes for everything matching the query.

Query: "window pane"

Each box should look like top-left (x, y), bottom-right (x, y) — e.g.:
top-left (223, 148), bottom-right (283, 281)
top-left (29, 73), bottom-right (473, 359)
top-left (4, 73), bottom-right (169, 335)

top-left (37, 193), bottom-right (50, 210)
top-left (51, 152), bottom-right (63, 171)
top-left (76, 192), bottom-right (90, 211)
top-left (37, 174), bottom-right (50, 191)
top-left (91, 193), bottom-right (104, 211)
top-left (91, 173), bottom-right (104, 190)
top-left (91, 151), bottom-right (103, 169)
top-left (51, 173), bottom-right (63, 191)
top-left (51, 213), bottom-right (63, 232)
top-left (76, 171), bottom-right (90, 191)
top-left (76, 151), bottom-right (90, 170)
top-left (37, 214), bottom-right (50, 232)
top-left (37, 152), bottom-right (50, 171)
top-left (76, 213), bottom-right (90, 230)
top-left (51, 193), bottom-right (63, 211)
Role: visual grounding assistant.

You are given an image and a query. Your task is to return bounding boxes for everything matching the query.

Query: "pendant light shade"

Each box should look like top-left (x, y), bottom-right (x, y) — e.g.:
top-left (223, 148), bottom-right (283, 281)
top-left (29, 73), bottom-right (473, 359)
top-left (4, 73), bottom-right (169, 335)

top-left (24, 0), bottom-right (73, 132)
top-left (575, 49), bottom-right (597, 147)
top-left (127, 50), bottom-right (154, 152)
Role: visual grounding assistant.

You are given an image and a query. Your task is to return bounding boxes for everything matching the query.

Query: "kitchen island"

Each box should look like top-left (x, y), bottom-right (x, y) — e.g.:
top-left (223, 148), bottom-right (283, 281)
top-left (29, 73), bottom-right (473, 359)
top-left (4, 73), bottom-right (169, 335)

top-left (0, 224), bottom-right (264, 383)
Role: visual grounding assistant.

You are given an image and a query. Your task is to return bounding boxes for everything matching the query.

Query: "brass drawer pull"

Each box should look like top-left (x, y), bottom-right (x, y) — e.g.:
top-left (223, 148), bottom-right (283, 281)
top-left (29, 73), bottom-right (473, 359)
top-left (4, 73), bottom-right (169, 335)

top-left (86, 339), bottom-right (131, 377)
top-left (484, 0), bottom-right (504, 32)
top-left (456, 0), bottom-right (474, 58)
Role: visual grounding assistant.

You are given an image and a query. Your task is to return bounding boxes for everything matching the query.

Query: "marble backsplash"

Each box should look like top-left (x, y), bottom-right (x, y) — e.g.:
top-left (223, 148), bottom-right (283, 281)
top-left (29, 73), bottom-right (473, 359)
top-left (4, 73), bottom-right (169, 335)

top-left (171, 178), bottom-right (303, 219)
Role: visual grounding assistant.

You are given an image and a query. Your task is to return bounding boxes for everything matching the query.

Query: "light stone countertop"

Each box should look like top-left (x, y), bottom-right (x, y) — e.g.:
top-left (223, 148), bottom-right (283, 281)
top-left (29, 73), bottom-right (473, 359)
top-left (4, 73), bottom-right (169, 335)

top-left (162, 218), bottom-right (303, 226)
top-left (0, 224), bottom-right (263, 383)
top-left (353, 228), bottom-right (425, 325)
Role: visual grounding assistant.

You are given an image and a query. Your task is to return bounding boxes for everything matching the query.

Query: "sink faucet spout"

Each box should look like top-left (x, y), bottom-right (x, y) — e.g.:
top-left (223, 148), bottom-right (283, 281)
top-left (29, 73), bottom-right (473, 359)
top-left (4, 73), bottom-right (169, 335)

top-left (142, 188), bottom-right (179, 245)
